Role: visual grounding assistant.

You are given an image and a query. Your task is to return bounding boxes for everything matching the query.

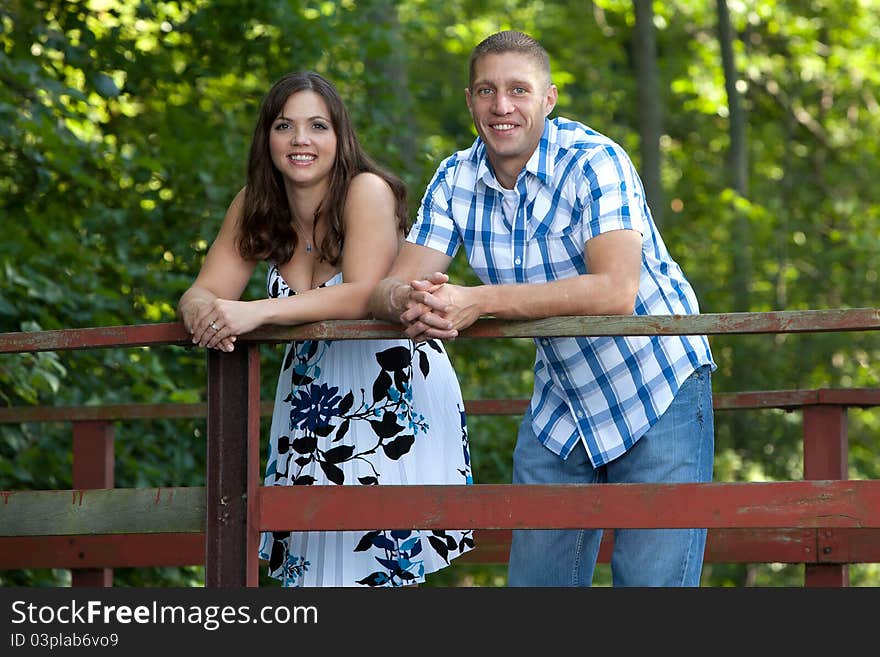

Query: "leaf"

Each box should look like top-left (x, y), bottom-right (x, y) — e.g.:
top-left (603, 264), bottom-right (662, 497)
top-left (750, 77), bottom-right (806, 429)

top-left (382, 433), bottom-right (415, 460)
top-left (338, 391), bottom-right (354, 414)
top-left (291, 435), bottom-right (317, 454)
top-left (376, 557), bottom-right (399, 570)
top-left (323, 444), bottom-right (355, 464)
top-left (369, 411), bottom-right (405, 439)
top-left (375, 346), bottom-right (410, 371)
top-left (357, 476), bottom-right (378, 485)
top-left (356, 572), bottom-right (389, 587)
top-left (394, 369), bottom-right (409, 392)
top-left (268, 542), bottom-right (286, 571)
top-left (313, 424), bottom-right (334, 437)
top-left (427, 340), bottom-right (443, 353)
top-left (291, 372), bottom-right (314, 386)
top-left (282, 347), bottom-right (296, 372)
top-left (418, 349), bottom-right (430, 378)
top-left (319, 461), bottom-right (345, 485)
top-left (354, 531), bottom-right (381, 552)
top-left (292, 475), bottom-right (315, 485)
top-left (372, 370), bottom-right (392, 403)
top-left (371, 535), bottom-right (396, 550)
top-left (333, 419), bottom-right (350, 442)
top-left (92, 72), bottom-right (120, 98)
top-left (428, 535), bottom-right (450, 563)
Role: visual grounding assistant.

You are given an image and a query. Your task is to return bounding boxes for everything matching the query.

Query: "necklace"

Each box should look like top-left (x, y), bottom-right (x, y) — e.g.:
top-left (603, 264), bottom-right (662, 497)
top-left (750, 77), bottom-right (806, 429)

top-left (294, 226), bottom-right (312, 253)
top-left (293, 210), bottom-right (317, 254)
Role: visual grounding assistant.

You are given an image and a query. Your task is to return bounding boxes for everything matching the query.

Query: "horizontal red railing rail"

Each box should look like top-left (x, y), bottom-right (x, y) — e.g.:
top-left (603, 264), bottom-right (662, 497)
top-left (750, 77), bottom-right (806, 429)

top-left (2, 387), bottom-right (880, 424)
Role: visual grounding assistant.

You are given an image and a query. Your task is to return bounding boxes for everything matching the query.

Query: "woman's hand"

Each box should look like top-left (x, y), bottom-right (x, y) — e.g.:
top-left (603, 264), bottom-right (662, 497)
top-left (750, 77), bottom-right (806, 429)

top-left (190, 298), bottom-right (267, 351)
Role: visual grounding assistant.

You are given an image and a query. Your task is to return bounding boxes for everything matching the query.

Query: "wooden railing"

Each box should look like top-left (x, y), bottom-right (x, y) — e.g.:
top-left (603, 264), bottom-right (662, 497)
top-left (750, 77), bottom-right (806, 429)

top-left (1, 308), bottom-right (879, 587)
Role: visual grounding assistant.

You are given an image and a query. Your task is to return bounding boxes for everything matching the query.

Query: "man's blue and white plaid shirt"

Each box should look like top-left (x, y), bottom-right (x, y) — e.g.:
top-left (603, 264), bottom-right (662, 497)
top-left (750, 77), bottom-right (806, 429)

top-left (407, 117), bottom-right (716, 467)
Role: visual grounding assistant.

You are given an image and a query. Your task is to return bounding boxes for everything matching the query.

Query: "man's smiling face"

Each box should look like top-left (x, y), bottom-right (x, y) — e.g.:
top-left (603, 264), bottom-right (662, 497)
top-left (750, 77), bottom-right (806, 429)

top-left (466, 51), bottom-right (557, 187)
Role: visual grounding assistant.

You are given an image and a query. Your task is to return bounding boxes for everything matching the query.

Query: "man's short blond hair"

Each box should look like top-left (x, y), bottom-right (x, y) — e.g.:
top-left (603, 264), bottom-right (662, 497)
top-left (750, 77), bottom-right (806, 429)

top-left (468, 30), bottom-right (551, 89)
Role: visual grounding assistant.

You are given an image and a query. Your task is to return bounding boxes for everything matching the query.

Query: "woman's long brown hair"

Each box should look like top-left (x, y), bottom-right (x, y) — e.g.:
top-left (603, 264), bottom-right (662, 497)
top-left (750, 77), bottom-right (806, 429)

top-left (237, 71), bottom-right (408, 266)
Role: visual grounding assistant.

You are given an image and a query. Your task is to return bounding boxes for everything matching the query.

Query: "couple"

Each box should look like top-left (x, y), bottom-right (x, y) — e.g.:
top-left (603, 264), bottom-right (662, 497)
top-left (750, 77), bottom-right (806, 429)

top-left (179, 30), bottom-right (716, 588)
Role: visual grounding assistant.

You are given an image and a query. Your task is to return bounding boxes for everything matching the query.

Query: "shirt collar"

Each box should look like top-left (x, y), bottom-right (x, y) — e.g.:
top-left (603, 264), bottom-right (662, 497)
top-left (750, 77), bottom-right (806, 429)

top-left (468, 118), bottom-right (556, 191)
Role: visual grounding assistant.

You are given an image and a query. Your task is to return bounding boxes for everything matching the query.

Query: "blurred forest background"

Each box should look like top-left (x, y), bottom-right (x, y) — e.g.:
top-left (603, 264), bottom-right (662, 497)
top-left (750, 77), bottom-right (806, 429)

top-left (1, 0), bottom-right (879, 587)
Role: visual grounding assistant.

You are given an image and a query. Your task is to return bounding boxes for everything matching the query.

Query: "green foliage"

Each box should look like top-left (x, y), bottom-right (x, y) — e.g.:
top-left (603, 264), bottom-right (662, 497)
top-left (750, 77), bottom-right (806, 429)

top-left (2, 0), bottom-right (879, 587)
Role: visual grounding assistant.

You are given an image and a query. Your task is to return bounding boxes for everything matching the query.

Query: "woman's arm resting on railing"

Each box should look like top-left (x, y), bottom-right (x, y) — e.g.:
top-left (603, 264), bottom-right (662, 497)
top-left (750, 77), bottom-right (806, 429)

top-left (178, 189), bottom-right (257, 351)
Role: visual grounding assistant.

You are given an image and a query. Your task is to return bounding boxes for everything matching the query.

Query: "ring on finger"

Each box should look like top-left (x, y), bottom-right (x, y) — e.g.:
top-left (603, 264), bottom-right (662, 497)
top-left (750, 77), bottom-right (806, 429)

top-left (209, 321), bottom-right (219, 331)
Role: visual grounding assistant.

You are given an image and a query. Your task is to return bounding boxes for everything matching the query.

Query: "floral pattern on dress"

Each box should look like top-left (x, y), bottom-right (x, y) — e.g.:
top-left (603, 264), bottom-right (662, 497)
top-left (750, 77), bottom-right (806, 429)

top-left (260, 265), bottom-right (474, 587)
top-left (271, 340), bottom-right (445, 487)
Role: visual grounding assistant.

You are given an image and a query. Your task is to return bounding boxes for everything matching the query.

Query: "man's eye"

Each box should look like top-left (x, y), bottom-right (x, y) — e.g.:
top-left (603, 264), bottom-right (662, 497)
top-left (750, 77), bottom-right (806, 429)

top-left (477, 88), bottom-right (493, 96)
top-left (512, 87), bottom-right (526, 95)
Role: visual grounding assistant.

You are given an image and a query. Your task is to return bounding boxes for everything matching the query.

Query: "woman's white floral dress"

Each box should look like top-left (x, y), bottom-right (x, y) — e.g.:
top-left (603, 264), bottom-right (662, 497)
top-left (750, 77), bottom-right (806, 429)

top-left (258, 267), bottom-right (474, 586)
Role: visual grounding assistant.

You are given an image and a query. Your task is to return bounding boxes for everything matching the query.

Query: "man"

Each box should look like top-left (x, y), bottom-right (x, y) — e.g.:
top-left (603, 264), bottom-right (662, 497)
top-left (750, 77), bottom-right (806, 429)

top-left (369, 30), bottom-right (716, 586)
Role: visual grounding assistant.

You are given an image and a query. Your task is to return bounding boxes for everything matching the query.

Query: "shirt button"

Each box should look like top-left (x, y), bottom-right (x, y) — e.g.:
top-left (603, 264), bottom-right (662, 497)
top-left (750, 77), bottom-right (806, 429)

top-left (514, 257), bottom-right (521, 265)
top-left (577, 411), bottom-right (584, 419)
top-left (541, 339), bottom-right (549, 346)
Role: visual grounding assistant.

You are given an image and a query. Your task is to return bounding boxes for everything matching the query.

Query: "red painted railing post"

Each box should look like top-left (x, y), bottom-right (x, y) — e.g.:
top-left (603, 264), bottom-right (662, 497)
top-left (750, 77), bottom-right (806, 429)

top-left (71, 419), bottom-right (115, 587)
top-left (802, 403), bottom-right (849, 587)
top-left (246, 346), bottom-right (261, 587)
top-left (205, 346), bottom-right (254, 587)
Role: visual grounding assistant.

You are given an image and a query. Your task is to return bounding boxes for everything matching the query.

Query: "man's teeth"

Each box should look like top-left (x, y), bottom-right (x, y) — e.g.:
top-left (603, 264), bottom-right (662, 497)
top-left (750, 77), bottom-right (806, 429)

top-left (493, 124), bottom-right (515, 130)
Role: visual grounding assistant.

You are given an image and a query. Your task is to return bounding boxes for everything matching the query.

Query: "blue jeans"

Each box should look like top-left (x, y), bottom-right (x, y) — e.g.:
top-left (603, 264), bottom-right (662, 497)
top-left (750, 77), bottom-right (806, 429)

top-left (507, 364), bottom-right (714, 587)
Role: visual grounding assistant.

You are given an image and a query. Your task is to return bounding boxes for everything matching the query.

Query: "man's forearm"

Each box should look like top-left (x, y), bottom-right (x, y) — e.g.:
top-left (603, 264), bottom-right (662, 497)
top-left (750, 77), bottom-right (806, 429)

top-left (474, 275), bottom-right (636, 320)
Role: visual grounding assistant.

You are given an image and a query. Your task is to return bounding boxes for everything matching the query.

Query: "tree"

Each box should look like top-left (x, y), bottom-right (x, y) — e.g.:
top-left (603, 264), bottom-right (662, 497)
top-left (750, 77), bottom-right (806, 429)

top-left (632, 0), bottom-right (664, 225)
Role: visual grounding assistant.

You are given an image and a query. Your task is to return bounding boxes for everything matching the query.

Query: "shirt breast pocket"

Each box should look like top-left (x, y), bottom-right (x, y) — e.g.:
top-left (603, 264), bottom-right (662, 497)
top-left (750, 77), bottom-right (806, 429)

top-left (529, 224), bottom-right (586, 276)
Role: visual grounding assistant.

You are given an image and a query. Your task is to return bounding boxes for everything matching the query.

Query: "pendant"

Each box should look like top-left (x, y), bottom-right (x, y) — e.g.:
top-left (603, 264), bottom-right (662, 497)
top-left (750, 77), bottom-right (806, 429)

top-left (306, 242), bottom-right (312, 253)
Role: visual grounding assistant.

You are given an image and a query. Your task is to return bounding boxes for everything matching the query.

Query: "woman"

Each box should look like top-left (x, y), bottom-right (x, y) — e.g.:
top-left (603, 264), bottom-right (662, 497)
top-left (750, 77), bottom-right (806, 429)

top-left (178, 72), bottom-right (473, 587)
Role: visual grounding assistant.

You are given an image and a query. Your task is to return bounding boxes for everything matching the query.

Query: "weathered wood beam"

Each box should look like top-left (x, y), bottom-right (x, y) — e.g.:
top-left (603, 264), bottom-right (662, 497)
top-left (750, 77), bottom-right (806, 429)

top-left (2, 389), bottom-right (879, 424)
top-left (0, 487), bottom-right (204, 536)
top-left (244, 308), bottom-right (880, 342)
top-left (1, 308), bottom-right (878, 354)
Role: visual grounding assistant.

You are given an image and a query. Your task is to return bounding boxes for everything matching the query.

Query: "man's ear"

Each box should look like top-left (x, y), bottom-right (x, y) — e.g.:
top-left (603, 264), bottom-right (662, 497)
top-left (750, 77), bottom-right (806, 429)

top-left (545, 84), bottom-right (558, 116)
top-left (465, 87), bottom-right (473, 112)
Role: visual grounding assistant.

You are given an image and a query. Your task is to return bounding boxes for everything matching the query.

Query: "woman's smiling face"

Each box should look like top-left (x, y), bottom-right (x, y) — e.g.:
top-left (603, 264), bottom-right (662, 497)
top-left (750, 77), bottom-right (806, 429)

top-left (269, 90), bottom-right (338, 191)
